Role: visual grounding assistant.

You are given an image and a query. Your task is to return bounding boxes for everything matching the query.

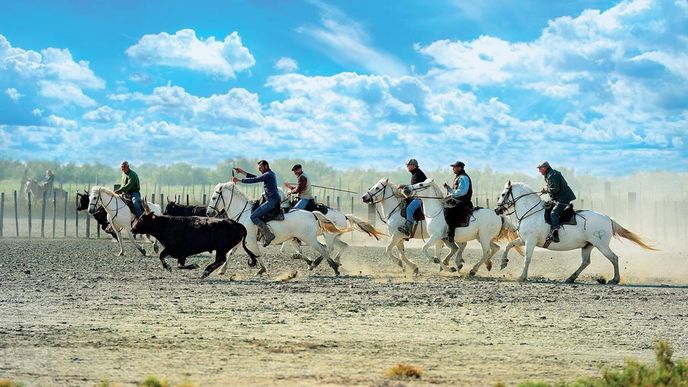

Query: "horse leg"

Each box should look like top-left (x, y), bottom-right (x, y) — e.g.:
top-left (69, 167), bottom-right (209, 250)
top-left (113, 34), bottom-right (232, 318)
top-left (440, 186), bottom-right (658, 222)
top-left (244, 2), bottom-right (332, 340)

top-left (567, 243), bottom-right (593, 283)
top-left (421, 235), bottom-right (442, 265)
top-left (202, 250), bottom-right (227, 279)
top-left (469, 237), bottom-right (493, 276)
top-left (385, 234), bottom-right (404, 269)
top-left (330, 237), bottom-right (349, 264)
top-left (311, 238), bottom-right (340, 276)
top-left (517, 240), bottom-right (537, 282)
top-left (501, 238), bottom-right (524, 270)
top-left (125, 228), bottom-right (147, 256)
top-left (595, 244), bottom-right (621, 285)
top-left (453, 241), bottom-right (467, 271)
top-left (484, 241), bottom-right (501, 271)
top-left (396, 240), bottom-right (419, 276)
top-left (113, 228), bottom-right (125, 256)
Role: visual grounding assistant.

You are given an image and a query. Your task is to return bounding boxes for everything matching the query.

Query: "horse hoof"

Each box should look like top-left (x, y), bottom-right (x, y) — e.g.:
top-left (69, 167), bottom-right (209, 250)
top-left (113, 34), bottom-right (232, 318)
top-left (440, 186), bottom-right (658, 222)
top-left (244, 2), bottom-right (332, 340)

top-left (469, 270), bottom-right (477, 277)
top-left (164, 265), bottom-right (172, 272)
top-left (431, 257), bottom-right (440, 264)
top-left (153, 245), bottom-right (159, 253)
top-left (456, 264), bottom-right (463, 271)
top-left (413, 267), bottom-right (420, 276)
top-left (256, 267), bottom-right (267, 276)
top-left (608, 280), bottom-right (619, 285)
top-left (517, 276), bottom-right (527, 283)
top-left (201, 271), bottom-right (210, 279)
top-left (486, 262), bottom-right (493, 272)
top-left (565, 277), bottom-right (575, 284)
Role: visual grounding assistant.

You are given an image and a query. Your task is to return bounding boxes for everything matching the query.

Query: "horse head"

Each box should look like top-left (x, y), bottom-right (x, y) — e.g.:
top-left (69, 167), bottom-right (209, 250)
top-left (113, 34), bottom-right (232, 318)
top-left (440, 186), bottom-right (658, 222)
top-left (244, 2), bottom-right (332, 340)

top-left (361, 178), bottom-right (389, 204)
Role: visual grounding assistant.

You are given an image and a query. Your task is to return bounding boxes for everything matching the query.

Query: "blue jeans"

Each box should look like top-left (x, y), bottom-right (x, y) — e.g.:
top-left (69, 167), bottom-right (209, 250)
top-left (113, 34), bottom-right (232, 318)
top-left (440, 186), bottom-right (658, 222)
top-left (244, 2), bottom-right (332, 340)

top-left (294, 198), bottom-right (311, 210)
top-left (250, 198), bottom-right (280, 225)
top-left (550, 201), bottom-right (569, 229)
top-left (131, 192), bottom-right (144, 217)
top-left (406, 198), bottom-right (422, 222)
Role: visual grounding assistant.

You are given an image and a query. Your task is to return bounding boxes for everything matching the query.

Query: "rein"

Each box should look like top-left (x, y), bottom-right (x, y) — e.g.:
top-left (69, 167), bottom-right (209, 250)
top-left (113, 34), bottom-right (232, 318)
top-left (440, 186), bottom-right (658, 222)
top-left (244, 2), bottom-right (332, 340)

top-left (365, 183), bottom-right (404, 224)
top-left (498, 187), bottom-right (545, 228)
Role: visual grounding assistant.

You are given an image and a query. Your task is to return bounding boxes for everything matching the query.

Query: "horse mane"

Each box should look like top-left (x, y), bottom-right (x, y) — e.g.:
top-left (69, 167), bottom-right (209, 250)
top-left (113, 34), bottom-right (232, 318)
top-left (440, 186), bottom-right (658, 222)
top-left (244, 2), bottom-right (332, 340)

top-left (425, 180), bottom-right (444, 198)
top-left (386, 181), bottom-right (406, 199)
top-left (510, 182), bottom-right (535, 195)
top-left (93, 186), bottom-right (118, 197)
top-left (217, 182), bottom-right (250, 202)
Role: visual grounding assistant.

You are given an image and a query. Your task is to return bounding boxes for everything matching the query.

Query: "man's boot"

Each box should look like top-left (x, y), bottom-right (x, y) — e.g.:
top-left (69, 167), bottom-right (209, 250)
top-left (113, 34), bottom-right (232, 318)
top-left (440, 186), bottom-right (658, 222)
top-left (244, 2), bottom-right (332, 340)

top-left (258, 222), bottom-right (275, 247)
top-left (398, 220), bottom-right (413, 236)
top-left (546, 228), bottom-right (560, 243)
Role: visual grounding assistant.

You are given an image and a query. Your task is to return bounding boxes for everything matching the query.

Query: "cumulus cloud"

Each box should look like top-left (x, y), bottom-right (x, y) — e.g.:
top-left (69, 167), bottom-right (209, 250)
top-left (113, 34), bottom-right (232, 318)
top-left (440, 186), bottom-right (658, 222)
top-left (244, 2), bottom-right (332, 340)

top-left (125, 29), bottom-right (255, 79)
top-left (274, 57), bottom-right (298, 73)
top-left (5, 88), bottom-right (22, 102)
top-left (82, 106), bottom-right (125, 123)
top-left (0, 34), bottom-right (104, 107)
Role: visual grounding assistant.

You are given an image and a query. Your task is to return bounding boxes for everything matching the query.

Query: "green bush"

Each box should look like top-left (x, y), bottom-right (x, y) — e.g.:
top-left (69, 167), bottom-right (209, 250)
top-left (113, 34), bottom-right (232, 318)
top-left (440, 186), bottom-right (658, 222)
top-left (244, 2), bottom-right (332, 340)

top-left (512, 340), bottom-right (688, 387)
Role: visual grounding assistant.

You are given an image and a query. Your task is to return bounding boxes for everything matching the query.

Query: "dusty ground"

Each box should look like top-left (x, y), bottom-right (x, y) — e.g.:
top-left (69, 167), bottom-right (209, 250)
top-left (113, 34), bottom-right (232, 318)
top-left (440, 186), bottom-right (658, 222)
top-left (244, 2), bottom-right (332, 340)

top-left (1, 238), bottom-right (688, 386)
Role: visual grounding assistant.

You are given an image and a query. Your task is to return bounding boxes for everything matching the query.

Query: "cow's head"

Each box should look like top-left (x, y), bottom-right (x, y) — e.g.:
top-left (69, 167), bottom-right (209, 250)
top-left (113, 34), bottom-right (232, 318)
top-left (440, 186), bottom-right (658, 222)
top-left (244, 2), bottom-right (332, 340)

top-left (163, 201), bottom-right (178, 215)
top-left (132, 211), bottom-right (155, 234)
top-left (76, 190), bottom-right (90, 211)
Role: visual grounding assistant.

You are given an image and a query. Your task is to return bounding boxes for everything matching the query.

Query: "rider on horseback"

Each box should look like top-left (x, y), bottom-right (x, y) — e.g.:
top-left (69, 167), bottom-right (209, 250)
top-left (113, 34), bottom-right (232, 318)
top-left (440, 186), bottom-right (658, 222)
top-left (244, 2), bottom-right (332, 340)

top-left (398, 159), bottom-right (427, 236)
top-left (285, 164), bottom-right (315, 210)
top-left (232, 160), bottom-right (278, 247)
top-left (114, 161), bottom-right (144, 218)
top-left (442, 161), bottom-right (473, 242)
top-left (538, 161), bottom-right (576, 243)
top-left (42, 170), bottom-right (55, 194)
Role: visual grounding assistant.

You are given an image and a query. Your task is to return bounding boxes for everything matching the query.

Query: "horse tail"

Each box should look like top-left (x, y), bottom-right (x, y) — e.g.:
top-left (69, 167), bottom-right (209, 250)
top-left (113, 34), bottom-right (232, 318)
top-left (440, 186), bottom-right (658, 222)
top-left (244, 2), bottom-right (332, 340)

top-left (344, 214), bottom-right (386, 240)
top-left (240, 224), bottom-right (258, 267)
top-left (611, 219), bottom-right (657, 251)
top-left (494, 215), bottom-right (525, 256)
top-left (313, 211), bottom-right (352, 234)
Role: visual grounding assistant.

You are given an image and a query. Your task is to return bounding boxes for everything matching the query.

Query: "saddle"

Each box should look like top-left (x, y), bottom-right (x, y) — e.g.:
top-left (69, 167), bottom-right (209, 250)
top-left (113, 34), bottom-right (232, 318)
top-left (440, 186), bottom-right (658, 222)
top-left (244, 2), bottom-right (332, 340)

top-left (120, 194), bottom-right (139, 217)
top-left (252, 197), bottom-right (285, 222)
top-left (444, 199), bottom-right (478, 228)
top-left (543, 202), bottom-right (578, 226)
top-left (289, 199), bottom-right (329, 214)
top-left (400, 198), bottom-right (425, 221)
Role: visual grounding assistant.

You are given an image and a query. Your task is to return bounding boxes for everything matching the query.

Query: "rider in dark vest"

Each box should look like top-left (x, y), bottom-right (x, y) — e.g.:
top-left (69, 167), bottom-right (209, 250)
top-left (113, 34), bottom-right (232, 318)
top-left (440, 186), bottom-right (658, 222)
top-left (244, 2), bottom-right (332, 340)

top-left (442, 161), bottom-right (473, 242)
top-left (538, 161), bottom-right (576, 243)
top-left (232, 160), bottom-right (278, 246)
top-left (398, 159), bottom-right (427, 236)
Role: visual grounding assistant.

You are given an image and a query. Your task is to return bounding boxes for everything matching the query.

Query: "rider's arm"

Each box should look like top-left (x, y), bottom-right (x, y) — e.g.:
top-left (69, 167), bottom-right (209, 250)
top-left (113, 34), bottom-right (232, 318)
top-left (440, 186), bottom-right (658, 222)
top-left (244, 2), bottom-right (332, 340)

top-left (241, 172), bottom-right (266, 184)
top-left (450, 175), bottom-right (469, 198)
top-left (291, 175), bottom-right (306, 194)
top-left (548, 174), bottom-right (562, 196)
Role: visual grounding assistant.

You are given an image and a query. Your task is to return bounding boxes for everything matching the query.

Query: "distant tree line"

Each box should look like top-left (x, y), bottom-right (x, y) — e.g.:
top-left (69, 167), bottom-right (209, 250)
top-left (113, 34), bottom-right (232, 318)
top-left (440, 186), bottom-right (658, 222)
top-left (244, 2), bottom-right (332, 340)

top-left (1, 158), bottom-right (685, 199)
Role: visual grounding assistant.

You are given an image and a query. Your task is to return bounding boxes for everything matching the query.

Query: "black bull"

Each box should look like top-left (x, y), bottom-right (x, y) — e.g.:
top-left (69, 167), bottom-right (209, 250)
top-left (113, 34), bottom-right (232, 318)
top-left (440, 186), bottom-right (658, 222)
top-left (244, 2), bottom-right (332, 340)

top-left (131, 213), bottom-right (257, 278)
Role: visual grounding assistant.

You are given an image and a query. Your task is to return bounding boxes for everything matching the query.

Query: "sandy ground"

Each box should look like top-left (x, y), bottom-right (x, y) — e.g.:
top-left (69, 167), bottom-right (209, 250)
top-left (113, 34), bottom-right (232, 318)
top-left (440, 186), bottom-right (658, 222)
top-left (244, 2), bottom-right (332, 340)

top-left (1, 237), bottom-right (688, 386)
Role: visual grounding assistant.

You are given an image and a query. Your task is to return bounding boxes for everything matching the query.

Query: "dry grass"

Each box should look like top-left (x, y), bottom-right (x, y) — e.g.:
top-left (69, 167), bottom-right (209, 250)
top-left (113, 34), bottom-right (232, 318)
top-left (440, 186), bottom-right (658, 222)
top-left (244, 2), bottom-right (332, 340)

top-left (0, 380), bottom-right (23, 387)
top-left (384, 363), bottom-right (423, 379)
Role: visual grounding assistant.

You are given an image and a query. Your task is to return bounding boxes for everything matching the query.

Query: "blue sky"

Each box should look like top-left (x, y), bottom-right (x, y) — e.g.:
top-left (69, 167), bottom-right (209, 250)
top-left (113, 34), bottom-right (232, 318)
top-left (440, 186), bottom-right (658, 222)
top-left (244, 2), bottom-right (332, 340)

top-left (1, 0), bottom-right (686, 175)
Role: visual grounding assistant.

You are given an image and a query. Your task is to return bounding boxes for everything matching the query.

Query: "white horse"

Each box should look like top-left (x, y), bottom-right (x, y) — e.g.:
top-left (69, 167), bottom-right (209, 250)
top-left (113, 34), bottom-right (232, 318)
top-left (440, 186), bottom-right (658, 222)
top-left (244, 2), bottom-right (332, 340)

top-left (495, 181), bottom-right (656, 284)
top-left (88, 186), bottom-right (161, 257)
top-left (361, 178), bottom-right (447, 275)
top-left (403, 179), bottom-right (523, 275)
top-left (278, 194), bottom-right (386, 268)
top-left (205, 182), bottom-right (349, 276)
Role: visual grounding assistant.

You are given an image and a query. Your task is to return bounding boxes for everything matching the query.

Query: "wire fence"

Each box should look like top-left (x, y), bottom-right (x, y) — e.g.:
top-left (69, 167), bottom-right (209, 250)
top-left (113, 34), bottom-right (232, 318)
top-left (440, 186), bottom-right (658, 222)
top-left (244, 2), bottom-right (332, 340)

top-left (1, 183), bottom-right (686, 250)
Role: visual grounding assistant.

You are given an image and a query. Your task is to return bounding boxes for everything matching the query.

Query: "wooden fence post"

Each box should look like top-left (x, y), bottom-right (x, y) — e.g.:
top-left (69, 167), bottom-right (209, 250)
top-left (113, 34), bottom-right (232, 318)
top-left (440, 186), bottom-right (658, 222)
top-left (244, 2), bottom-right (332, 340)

top-left (63, 191), bottom-right (68, 237)
top-left (202, 193), bottom-right (207, 206)
top-left (186, 194), bottom-right (189, 206)
top-left (52, 190), bottom-right (57, 238)
top-left (14, 191), bottom-right (19, 237)
top-left (0, 192), bottom-right (4, 237)
top-left (86, 205), bottom-right (90, 239)
top-left (28, 191), bottom-right (32, 238)
top-left (41, 190), bottom-right (47, 238)
top-left (336, 196), bottom-right (340, 210)
top-left (75, 194), bottom-right (79, 238)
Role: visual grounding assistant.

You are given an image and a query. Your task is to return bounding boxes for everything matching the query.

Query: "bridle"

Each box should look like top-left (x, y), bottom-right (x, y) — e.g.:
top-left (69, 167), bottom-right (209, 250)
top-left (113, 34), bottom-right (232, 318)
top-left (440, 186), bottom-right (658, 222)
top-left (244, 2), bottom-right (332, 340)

top-left (89, 189), bottom-right (125, 219)
top-left (363, 182), bottom-right (405, 224)
top-left (496, 185), bottom-right (544, 225)
top-left (208, 185), bottom-right (250, 222)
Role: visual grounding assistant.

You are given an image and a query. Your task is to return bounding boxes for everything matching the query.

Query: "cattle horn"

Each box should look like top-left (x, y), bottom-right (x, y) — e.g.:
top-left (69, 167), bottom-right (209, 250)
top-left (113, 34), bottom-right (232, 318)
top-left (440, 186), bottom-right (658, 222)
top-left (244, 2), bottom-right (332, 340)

top-left (143, 198), bottom-right (151, 214)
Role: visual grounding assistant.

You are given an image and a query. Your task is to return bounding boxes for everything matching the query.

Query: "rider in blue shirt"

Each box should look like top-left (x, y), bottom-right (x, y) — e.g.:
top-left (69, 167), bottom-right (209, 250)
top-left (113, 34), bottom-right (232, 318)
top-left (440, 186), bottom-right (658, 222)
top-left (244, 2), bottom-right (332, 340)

top-left (232, 160), bottom-right (278, 246)
top-left (398, 159), bottom-right (427, 236)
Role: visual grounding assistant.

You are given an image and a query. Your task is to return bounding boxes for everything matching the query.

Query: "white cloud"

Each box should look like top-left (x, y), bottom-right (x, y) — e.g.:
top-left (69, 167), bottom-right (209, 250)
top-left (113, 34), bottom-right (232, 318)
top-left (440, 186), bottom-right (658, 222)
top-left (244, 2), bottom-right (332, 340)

top-left (5, 87), bottom-right (23, 102)
top-left (125, 29), bottom-right (255, 79)
top-left (0, 34), bottom-right (104, 107)
top-left (38, 80), bottom-right (97, 107)
top-left (82, 106), bottom-right (125, 123)
top-left (45, 114), bottom-right (78, 129)
top-left (32, 108), bottom-right (43, 117)
top-left (274, 57), bottom-right (298, 73)
top-left (298, 1), bottom-right (408, 77)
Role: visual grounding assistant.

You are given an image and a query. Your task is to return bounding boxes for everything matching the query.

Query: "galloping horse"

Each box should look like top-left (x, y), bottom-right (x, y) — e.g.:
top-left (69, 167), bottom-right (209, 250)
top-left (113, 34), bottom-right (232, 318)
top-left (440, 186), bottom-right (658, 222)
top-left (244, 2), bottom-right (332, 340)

top-left (403, 179), bottom-right (522, 274)
top-left (23, 179), bottom-right (66, 203)
top-left (495, 181), bottom-right (656, 283)
top-left (88, 186), bottom-right (161, 257)
top-left (205, 182), bottom-right (350, 276)
top-left (361, 178), bottom-right (446, 275)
